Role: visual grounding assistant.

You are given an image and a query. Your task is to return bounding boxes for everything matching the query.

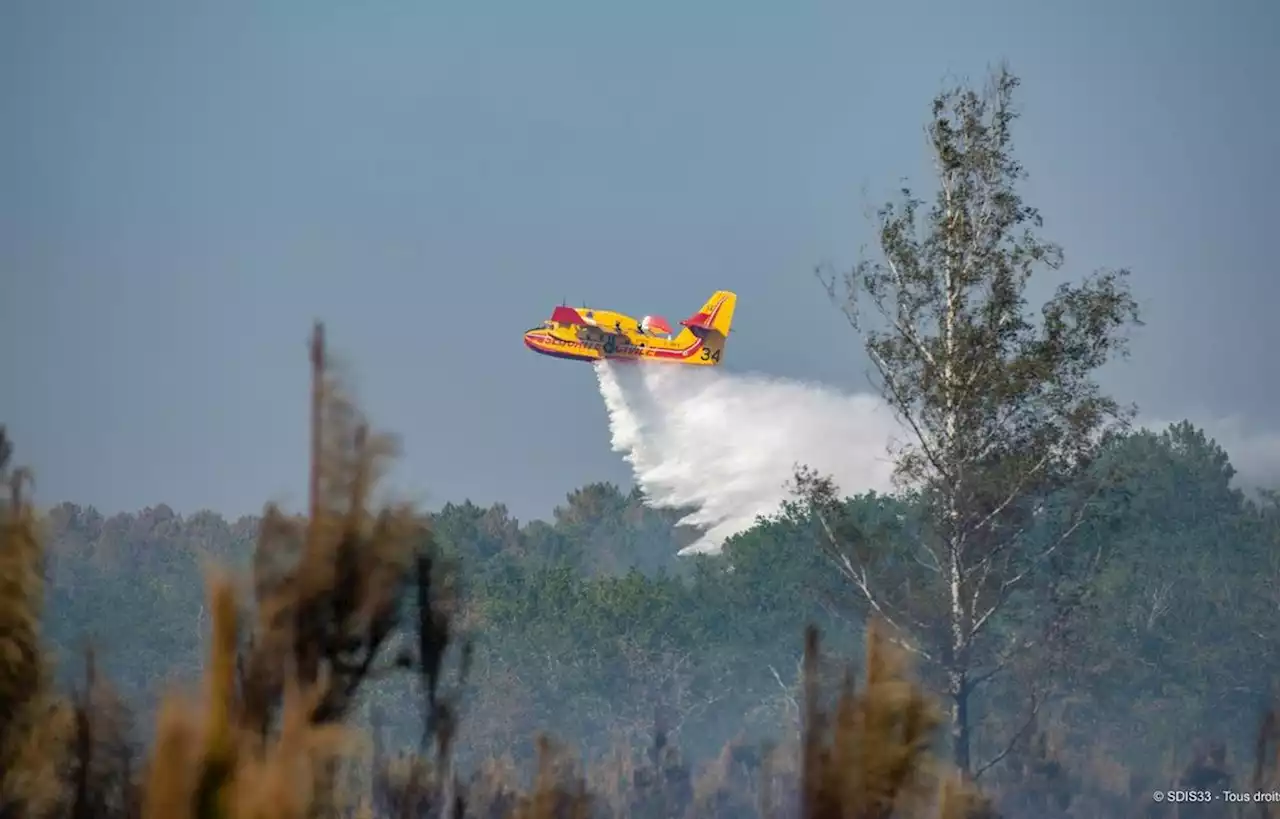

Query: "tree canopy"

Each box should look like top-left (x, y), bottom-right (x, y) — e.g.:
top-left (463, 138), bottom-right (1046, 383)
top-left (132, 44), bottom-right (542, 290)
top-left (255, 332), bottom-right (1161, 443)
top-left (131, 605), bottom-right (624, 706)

top-left (33, 419), bottom-right (1280, 781)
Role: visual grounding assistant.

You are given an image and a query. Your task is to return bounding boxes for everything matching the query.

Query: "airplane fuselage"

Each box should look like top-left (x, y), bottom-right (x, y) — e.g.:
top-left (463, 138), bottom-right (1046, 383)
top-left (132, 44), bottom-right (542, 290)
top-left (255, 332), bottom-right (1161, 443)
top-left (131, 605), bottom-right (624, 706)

top-left (523, 291), bottom-right (735, 367)
top-left (523, 309), bottom-right (713, 364)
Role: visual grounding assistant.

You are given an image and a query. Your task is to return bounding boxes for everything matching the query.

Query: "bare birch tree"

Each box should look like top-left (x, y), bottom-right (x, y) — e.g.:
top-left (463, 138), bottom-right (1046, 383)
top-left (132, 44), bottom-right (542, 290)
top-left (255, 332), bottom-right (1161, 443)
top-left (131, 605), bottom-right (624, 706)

top-left (799, 64), bottom-right (1141, 776)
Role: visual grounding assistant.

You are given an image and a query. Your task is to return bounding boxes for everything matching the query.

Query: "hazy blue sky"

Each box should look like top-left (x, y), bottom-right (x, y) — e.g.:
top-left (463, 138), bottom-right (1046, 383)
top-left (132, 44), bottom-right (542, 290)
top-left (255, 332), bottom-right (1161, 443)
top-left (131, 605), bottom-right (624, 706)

top-left (3, 0), bottom-right (1277, 522)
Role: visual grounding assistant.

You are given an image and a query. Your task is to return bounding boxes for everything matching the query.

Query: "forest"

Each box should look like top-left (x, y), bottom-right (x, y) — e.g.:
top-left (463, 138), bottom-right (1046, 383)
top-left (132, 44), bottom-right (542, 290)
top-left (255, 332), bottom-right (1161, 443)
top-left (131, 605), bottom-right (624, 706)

top-left (4, 66), bottom-right (1278, 819)
top-left (11, 416), bottom-right (1280, 819)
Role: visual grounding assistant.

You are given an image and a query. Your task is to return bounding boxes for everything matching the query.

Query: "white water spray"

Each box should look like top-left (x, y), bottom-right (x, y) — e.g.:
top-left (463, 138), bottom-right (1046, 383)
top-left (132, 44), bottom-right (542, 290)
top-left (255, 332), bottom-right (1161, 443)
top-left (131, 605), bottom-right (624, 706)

top-left (594, 361), bottom-right (904, 554)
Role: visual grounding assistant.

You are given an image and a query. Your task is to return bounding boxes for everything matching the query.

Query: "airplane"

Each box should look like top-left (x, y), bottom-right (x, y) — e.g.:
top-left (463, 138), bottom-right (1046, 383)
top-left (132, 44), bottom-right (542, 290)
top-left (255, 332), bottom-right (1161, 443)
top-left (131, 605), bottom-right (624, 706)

top-left (523, 290), bottom-right (736, 366)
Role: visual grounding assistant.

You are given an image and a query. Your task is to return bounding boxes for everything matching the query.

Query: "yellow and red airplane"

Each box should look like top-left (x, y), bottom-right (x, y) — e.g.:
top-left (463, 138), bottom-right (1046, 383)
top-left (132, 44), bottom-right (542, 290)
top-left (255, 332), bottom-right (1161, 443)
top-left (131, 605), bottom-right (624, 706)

top-left (523, 290), bottom-right (736, 365)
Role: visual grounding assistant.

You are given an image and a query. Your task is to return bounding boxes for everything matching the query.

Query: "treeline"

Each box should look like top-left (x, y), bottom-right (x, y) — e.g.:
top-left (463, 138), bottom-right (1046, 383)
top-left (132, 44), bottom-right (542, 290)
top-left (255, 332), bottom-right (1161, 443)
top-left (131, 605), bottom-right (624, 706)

top-left (36, 417), bottom-right (1280, 778)
top-left (38, 481), bottom-right (848, 762)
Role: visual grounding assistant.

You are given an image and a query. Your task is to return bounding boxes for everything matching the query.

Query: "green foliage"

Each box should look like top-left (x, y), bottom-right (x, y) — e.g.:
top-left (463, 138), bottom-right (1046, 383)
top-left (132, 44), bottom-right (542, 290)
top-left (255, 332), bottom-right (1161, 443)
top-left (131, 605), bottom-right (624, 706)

top-left (808, 63), bottom-right (1144, 774)
top-left (31, 416), bottom-right (1280, 789)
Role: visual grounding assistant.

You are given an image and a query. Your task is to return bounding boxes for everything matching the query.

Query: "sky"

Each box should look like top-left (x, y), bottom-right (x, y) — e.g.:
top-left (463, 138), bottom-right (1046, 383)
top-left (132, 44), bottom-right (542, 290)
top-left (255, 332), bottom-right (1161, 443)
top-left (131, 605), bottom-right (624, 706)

top-left (2, 0), bottom-right (1278, 523)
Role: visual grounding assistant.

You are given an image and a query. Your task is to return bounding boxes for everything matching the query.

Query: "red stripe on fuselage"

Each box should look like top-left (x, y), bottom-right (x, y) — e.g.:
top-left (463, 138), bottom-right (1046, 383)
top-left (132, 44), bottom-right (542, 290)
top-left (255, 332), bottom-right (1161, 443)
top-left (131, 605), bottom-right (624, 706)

top-left (525, 330), bottom-right (703, 361)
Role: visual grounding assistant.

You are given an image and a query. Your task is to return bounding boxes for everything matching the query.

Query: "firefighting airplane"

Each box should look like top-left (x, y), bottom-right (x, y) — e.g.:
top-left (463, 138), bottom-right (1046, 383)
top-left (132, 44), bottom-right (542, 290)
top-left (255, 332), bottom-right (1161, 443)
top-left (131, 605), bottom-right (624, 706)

top-left (523, 290), bottom-right (736, 365)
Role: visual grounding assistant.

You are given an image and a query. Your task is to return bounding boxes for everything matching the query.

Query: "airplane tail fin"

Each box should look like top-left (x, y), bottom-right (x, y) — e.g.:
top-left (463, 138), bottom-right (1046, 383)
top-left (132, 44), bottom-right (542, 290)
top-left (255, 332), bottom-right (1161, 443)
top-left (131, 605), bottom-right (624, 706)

top-left (674, 290), bottom-right (735, 365)
top-left (681, 291), bottom-right (736, 337)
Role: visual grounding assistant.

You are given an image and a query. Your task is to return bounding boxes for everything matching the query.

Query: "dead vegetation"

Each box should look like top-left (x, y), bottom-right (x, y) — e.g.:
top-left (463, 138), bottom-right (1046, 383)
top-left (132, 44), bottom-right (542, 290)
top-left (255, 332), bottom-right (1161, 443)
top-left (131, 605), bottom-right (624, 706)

top-left (0, 325), bottom-right (1273, 819)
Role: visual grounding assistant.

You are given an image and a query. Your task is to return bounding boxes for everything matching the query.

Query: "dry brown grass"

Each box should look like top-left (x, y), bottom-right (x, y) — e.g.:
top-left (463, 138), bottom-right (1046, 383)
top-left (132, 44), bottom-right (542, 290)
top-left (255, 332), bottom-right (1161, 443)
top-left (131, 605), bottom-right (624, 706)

top-left (12, 323), bottom-right (1240, 819)
top-left (1, 431), bottom-right (73, 819)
